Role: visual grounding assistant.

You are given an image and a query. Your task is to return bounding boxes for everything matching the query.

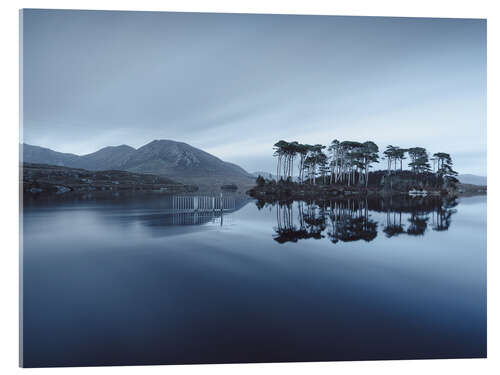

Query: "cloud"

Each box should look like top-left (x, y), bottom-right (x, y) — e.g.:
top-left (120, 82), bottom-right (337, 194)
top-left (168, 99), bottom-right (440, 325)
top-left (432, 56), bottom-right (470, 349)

top-left (22, 10), bottom-right (486, 175)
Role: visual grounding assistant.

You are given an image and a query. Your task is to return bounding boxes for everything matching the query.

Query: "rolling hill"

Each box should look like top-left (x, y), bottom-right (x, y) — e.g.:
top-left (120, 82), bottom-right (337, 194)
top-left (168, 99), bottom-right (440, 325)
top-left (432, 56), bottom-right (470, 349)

top-left (21, 140), bottom-right (254, 188)
top-left (458, 174), bottom-right (487, 186)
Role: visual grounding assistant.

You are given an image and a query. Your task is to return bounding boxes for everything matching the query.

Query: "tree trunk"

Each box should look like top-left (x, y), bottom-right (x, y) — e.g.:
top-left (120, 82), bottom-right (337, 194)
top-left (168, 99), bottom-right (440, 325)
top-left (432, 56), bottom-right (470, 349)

top-left (277, 157), bottom-right (281, 182)
top-left (365, 162), bottom-right (369, 188)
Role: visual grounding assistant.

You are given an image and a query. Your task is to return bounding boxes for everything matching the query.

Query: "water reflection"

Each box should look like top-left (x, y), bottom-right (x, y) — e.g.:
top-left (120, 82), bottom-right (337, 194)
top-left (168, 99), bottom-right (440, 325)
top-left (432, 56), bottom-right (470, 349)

top-left (125, 194), bottom-right (241, 227)
top-left (23, 192), bottom-right (458, 241)
top-left (256, 196), bottom-right (458, 244)
top-left (21, 194), bottom-right (486, 366)
top-left (23, 192), bottom-right (252, 237)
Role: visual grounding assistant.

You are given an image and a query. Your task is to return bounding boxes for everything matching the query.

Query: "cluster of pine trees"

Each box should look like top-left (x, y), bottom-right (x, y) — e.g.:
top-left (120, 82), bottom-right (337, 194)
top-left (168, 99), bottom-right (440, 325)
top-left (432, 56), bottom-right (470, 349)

top-left (264, 140), bottom-right (458, 189)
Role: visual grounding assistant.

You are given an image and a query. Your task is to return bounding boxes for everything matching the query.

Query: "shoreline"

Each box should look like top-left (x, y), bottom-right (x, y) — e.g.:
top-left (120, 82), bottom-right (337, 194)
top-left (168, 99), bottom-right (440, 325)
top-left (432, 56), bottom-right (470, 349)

top-left (247, 183), bottom-right (486, 201)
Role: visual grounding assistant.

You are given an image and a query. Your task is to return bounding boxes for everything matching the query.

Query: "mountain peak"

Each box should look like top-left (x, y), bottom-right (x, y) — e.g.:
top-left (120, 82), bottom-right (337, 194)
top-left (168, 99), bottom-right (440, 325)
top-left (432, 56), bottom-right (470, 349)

top-left (92, 144), bottom-right (135, 152)
top-left (22, 140), bottom-right (252, 180)
top-left (116, 144), bottom-right (136, 150)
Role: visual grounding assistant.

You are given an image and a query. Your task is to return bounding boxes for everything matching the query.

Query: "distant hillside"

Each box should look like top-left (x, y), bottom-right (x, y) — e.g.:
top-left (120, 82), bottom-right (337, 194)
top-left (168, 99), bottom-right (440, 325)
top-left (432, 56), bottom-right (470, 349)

top-left (22, 163), bottom-right (196, 196)
top-left (21, 141), bottom-right (254, 187)
top-left (22, 144), bottom-right (82, 167)
top-left (458, 174), bottom-right (487, 186)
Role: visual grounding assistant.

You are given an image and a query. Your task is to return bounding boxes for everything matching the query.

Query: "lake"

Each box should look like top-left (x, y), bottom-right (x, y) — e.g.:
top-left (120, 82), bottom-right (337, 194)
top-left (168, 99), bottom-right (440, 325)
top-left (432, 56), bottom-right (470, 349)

top-left (21, 193), bottom-right (487, 367)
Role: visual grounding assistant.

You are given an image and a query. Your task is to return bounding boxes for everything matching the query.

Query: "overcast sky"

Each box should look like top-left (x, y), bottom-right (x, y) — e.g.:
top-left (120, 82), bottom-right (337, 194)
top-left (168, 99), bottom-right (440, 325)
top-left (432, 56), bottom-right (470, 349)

top-left (21, 9), bottom-right (486, 175)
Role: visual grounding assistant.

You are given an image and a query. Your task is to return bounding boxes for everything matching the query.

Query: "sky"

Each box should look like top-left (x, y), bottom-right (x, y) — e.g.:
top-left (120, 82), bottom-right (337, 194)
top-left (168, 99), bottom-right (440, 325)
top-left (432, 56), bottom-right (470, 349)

top-left (21, 9), bottom-right (486, 175)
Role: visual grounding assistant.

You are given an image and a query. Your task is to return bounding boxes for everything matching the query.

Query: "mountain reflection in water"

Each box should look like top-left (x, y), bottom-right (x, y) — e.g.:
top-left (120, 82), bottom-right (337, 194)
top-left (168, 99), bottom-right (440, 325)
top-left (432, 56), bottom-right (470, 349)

top-left (24, 191), bottom-right (252, 228)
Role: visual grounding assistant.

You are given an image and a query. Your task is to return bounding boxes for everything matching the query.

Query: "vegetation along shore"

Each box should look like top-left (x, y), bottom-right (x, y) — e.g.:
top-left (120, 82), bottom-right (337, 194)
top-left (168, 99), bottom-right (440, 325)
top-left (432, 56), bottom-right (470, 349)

top-left (22, 163), bottom-right (198, 197)
top-left (248, 140), bottom-right (486, 199)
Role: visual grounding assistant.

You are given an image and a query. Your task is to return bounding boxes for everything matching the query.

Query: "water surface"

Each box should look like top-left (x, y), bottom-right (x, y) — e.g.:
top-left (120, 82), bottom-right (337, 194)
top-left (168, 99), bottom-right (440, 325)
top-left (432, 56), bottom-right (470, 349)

top-left (21, 193), bottom-right (487, 367)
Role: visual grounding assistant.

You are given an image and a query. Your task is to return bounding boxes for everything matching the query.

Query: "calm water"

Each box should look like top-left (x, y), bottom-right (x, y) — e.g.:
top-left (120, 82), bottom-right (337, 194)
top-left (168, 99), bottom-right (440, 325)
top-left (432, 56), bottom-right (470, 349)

top-left (21, 193), bottom-right (487, 367)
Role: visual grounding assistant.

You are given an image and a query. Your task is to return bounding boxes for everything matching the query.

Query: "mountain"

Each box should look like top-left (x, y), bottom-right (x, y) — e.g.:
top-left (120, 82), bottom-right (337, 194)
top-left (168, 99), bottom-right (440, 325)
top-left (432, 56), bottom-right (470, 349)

top-left (458, 174), bottom-right (487, 186)
top-left (124, 140), bottom-right (250, 177)
top-left (22, 144), bottom-right (82, 168)
top-left (21, 141), bottom-right (253, 185)
top-left (79, 145), bottom-right (136, 170)
top-left (21, 143), bottom-right (136, 170)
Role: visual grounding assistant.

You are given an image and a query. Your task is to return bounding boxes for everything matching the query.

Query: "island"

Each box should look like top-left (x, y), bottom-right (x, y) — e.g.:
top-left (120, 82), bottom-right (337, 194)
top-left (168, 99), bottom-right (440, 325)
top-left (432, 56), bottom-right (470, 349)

top-left (247, 140), bottom-right (486, 200)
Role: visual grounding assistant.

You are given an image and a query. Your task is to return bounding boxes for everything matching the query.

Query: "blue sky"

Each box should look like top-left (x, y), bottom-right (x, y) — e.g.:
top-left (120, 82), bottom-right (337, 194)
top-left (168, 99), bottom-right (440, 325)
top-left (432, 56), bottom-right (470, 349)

top-left (22, 10), bottom-right (486, 175)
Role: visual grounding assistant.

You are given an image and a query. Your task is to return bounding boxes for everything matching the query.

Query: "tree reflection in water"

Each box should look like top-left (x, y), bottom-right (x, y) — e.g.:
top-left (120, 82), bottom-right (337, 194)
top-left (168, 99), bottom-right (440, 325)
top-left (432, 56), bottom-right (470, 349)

top-left (432, 197), bottom-right (458, 231)
top-left (256, 196), bottom-right (458, 245)
top-left (327, 199), bottom-right (377, 244)
top-left (273, 201), bottom-right (326, 243)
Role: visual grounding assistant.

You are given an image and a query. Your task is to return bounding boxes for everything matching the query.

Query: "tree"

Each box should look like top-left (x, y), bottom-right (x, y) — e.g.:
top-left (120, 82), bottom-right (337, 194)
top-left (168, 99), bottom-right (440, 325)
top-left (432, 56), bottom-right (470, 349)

top-left (433, 152), bottom-right (458, 188)
top-left (296, 143), bottom-right (310, 183)
top-left (433, 152), bottom-right (454, 175)
top-left (430, 157), bottom-right (437, 173)
top-left (273, 140), bottom-right (301, 182)
top-left (394, 148), bottom-right (406, 171)
top-left (340, 141), bottom-right (364, 186)
top-left (273, 140), bottom-right (288, 182)
top-left (312, 144), bottom-right (327, 184)
top-left (383, 145), bottom-right (398, 175)
top-left (327, 139), bottom-right (341, 184)
top-left (317, 151), bottom-right (329, 184)
top-left (361, 141), bottom-right (379, 187)
top-left (256, 175), bottom-right (266, 187)
top-left (407, 147), bottom-right (431, 186)
top-left (303, 144), bottom-right (326, 184)
top-left (407, 147), bottom-right (429, 173)
top-left (285, 141), bottom-right (300, 180)
top-left (272, 140), bottom-right (458, 191)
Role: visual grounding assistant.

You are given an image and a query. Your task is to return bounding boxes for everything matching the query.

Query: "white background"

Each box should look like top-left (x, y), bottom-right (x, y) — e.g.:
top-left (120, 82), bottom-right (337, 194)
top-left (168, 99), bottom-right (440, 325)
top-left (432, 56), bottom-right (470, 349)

top-left (0, 1), bottom-right (498, 374)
